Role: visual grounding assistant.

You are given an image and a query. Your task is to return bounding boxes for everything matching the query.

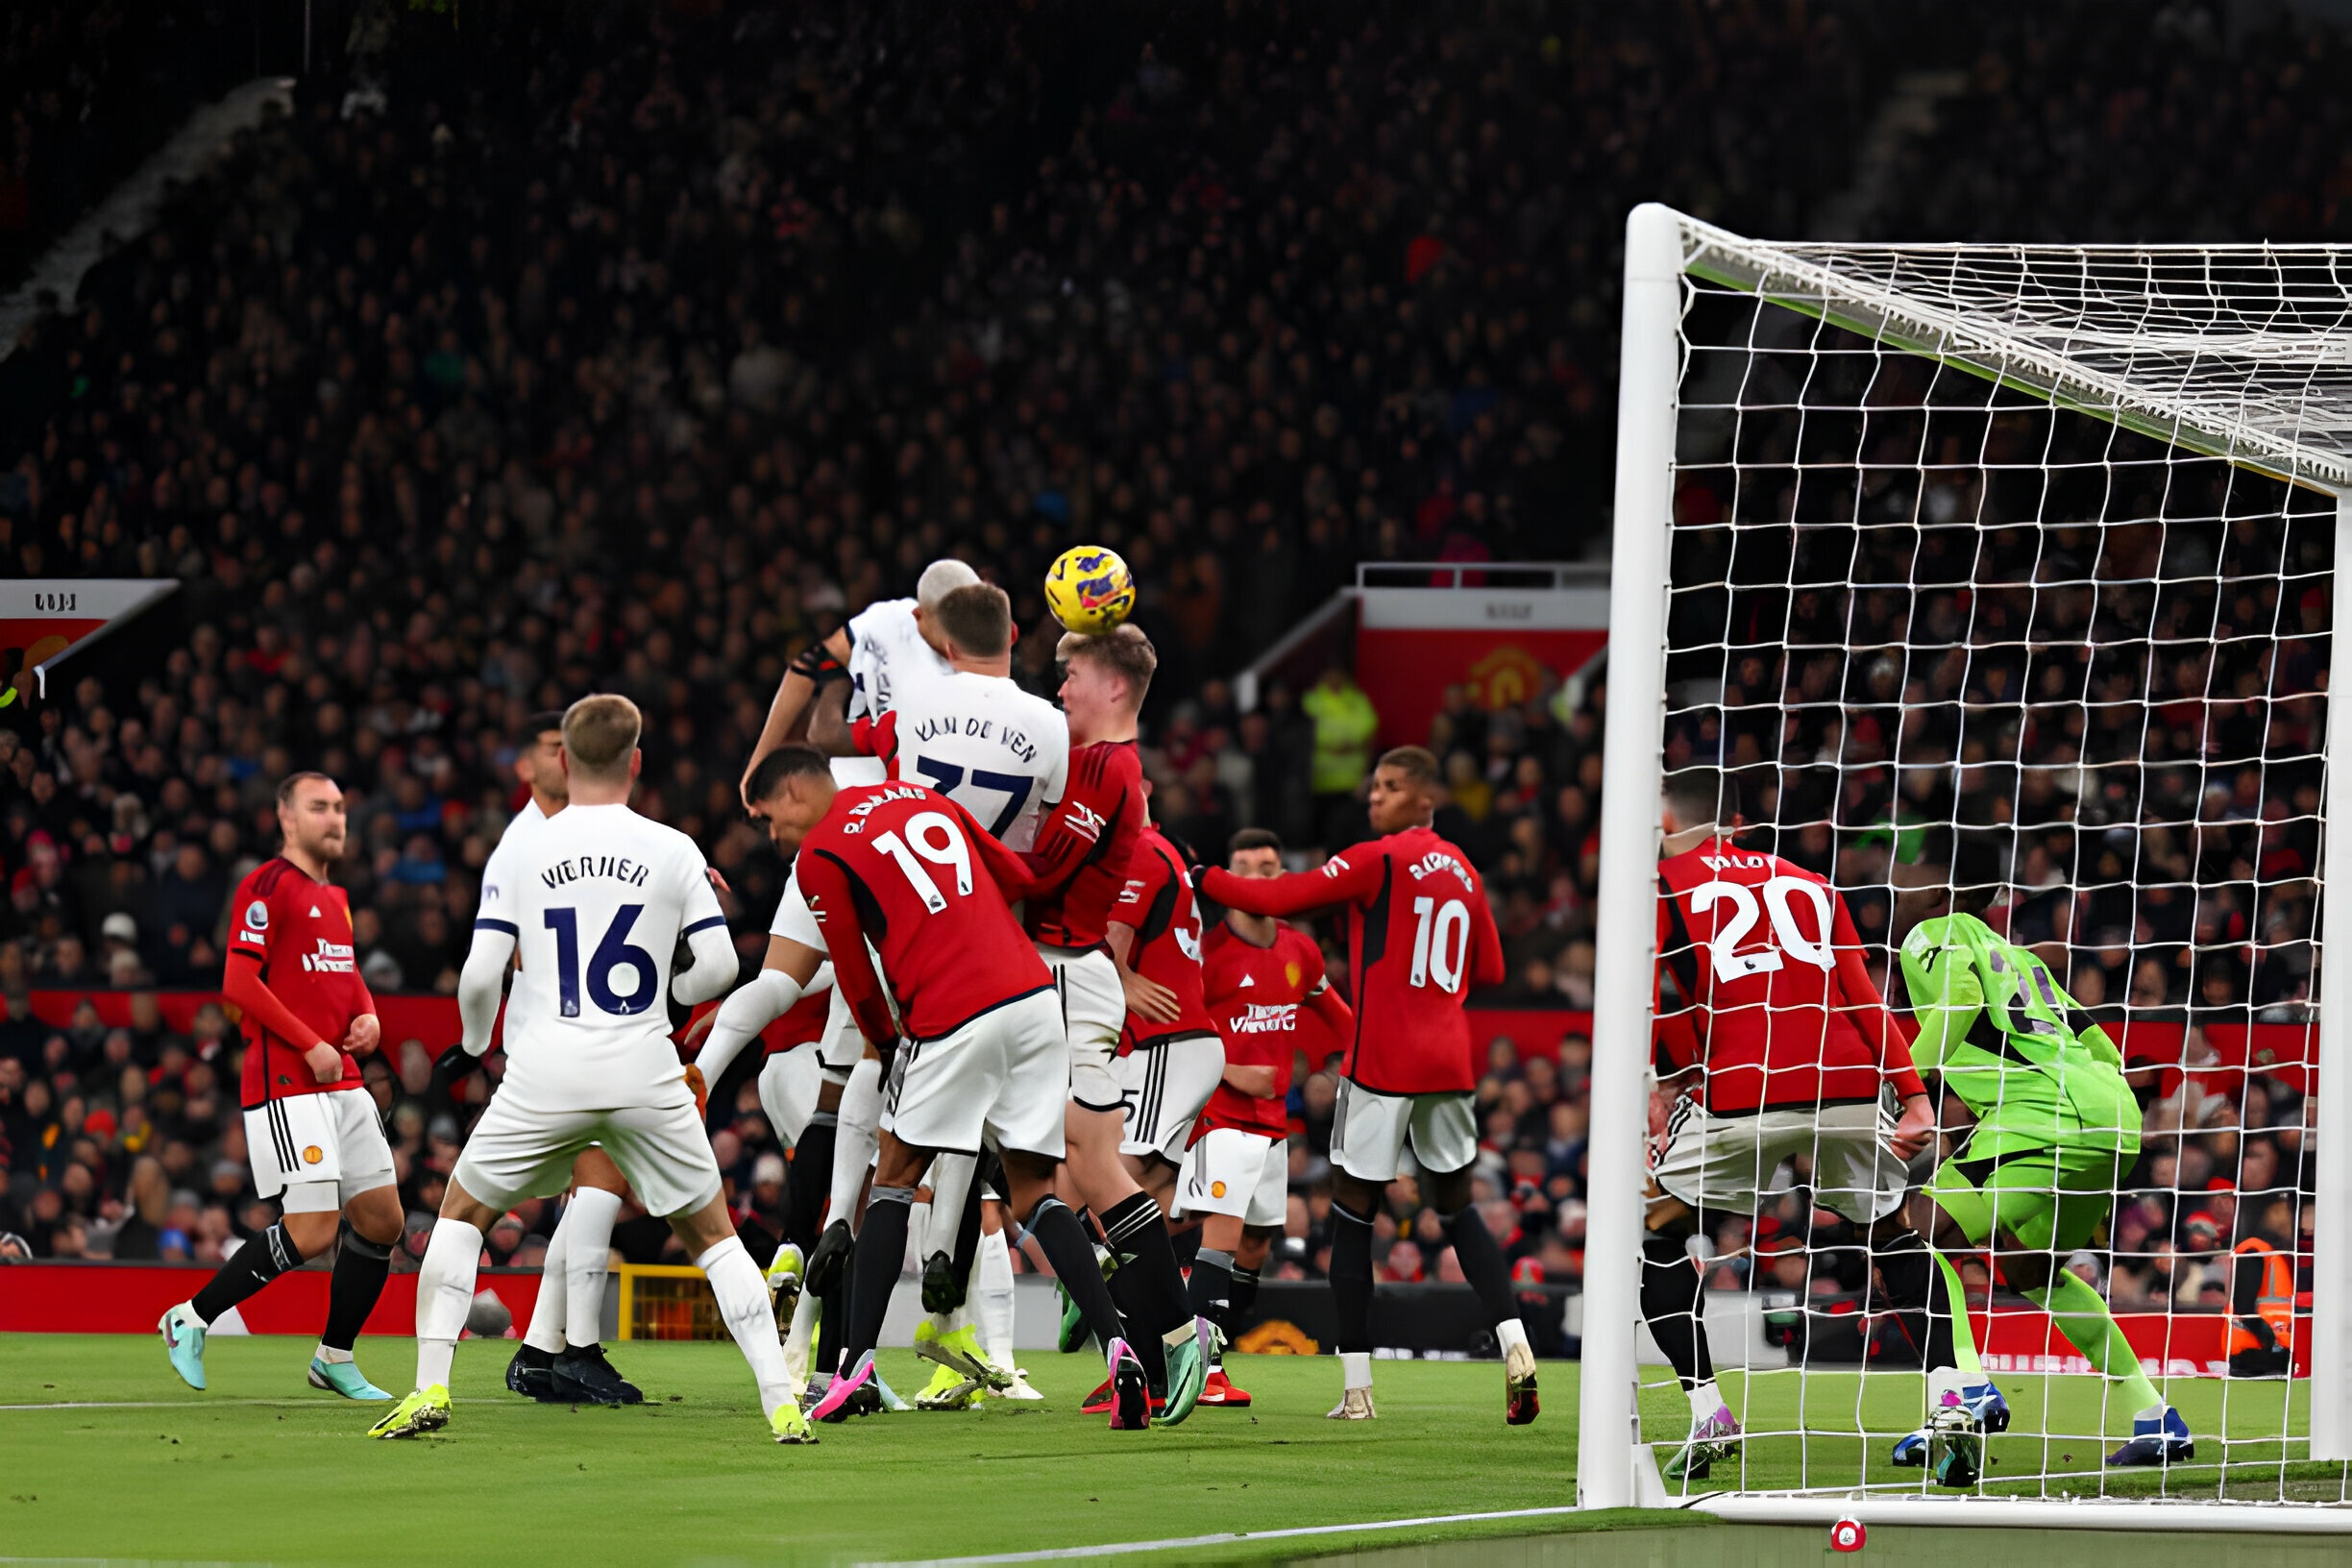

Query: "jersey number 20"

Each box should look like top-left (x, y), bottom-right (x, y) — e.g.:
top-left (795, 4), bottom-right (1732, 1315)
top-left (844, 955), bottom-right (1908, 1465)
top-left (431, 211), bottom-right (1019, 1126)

top-left (1690, 876), bottom-right (1834, 983)
top-left (544, 905), bottom-right (658, 1017)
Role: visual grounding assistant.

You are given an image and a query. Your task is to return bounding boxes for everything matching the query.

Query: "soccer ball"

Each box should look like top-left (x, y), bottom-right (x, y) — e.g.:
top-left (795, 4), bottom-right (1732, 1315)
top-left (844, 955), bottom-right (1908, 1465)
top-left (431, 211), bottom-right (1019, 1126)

top-left (1043, 546), bottom-right (1137, 634)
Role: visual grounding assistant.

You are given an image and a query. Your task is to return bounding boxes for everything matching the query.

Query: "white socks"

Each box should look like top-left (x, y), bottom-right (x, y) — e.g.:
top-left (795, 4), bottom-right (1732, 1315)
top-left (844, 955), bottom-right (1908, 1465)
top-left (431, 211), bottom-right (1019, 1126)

top-left (698, 1236), bottom-right (796, 1417)
top-left (415, 1219), bottom-right (484, 1391)
top-left (828, 1058), bottom-right (883, 1229)
top-left (977, 1225), bottom-right (1016, 1369)
top-left (1496, 1318), bottom-right (1531, 1359)
top-left (563, 1187), bottom-right (623, 1348)
top-left (522, 1208), bottom-right (572, 1354)
top-left (922, 1151), bottom-right (976, 1262)
top-left (1688, 1378), bottom-right (1725, 1421)
top-left (1340, 1350), bottom-right (1373, 1390)
top-left (781, 1275), bottom-right (821, 1388)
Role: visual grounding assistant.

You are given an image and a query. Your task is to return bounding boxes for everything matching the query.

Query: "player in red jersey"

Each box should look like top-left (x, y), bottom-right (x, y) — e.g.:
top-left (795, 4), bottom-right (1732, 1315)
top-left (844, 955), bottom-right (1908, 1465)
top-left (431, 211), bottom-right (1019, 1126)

top-left (158, 772), bottom-right (401, 1402)
top-left (1107, 807), bottom-right (1223, 1206)
top-left (1022, 625), bottom-right (1214, 1423)
top-left (1181, 828), bottom-right (1356, 1408)
top-left (1644, 767), bottom-right (1937, 1481)
top-left (742, 746), bottom-right (1155, 1428)
top-left (1195, 747), bottom-right (1534, 1425)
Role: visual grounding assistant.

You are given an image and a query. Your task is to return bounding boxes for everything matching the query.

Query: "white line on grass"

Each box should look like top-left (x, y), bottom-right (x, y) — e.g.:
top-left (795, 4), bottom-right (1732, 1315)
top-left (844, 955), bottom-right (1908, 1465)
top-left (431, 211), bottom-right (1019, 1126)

top-left (860, 1505), bottom-right (1584, 1566)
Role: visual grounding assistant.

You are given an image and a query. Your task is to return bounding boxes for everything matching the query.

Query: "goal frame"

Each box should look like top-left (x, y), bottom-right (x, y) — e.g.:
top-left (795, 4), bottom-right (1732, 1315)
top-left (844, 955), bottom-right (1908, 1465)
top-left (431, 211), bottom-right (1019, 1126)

top-left (1575, 202), bottom-right (2352, 1524)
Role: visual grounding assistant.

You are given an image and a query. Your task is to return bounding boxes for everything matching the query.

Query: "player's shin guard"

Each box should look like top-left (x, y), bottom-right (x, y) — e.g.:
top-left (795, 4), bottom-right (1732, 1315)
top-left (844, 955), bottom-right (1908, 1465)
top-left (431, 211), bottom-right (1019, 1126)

top-left (321, 1224), bottom-right (394, 1355)
top-left (1441, 1204), bottom-right (1519, 1332)
top-left (414, 1219), bottom-right (485, 1391)
top-left (189, 1220), bottom-right (305, 1325)
top-left (1328, 1204), bottom-right (1376, 1355)
top-left (921, 1152), bottom-right (978, 1282)
top-left (829, 1060), bottom-right (883, 1227)
top-left (787, 1115), bottom-right (837, 1251)
top-left (698, 1235), bottom-right (797, 1418)
top-left (839, 1186), bottom-right (915, 1370)
top-left (522, 1211), bottom-right (572, 1353)
top-left (562, 1187), bottom-right (623, 1348)
top-left (1639, 1232), bottom-right (1712, 1393)
top-left (1189, 1247), bottom-right (1235, 1330)
top-left (1026, 1194), bottom-right (1126, 1360)
top-left (1101, 1191), bottom-right (1181, 1392)
top-left (1873, 1228), bottom-right (1956, 1373)
top-left (1231, 1262), bottom-right (1260, 1319)
top-left (976, 1225), bottom-right (1017, 1370)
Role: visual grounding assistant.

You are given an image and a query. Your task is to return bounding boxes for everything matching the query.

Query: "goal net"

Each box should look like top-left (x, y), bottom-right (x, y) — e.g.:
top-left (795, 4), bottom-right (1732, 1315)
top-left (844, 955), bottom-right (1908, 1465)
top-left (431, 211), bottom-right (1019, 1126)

top-left (1578, 205), bottom-right (2352, 1528)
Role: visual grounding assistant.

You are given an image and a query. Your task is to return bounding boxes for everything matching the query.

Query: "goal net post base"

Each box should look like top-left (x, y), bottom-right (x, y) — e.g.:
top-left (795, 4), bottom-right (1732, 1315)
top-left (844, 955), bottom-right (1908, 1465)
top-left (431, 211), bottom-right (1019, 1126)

top-left (1579, 201), bottom-right (2352, 1518)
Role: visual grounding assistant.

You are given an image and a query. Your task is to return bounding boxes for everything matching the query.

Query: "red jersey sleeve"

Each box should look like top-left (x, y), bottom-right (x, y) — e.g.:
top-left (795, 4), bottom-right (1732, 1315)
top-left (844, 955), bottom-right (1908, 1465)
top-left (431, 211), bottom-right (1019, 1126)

top-left (1199, 850), bottom-right (1384, 918)
top-left (796, 848), bottom-right (899, 1047)
top-left (851, 709), bottom-right (898, 763)
top-left (1019, 754), bottom-right (1129, 894)
top-left (1466, 876), bottom-right (1505, 990)
top-left (223, 873), bottom-right (327, 1050)
top-left (1301, 943), bottom-right (1355, 1036)
top-left (1111, 838), bottom-right (1170, 929)
top-left (1829, 894), bottom-right (1926, 1100)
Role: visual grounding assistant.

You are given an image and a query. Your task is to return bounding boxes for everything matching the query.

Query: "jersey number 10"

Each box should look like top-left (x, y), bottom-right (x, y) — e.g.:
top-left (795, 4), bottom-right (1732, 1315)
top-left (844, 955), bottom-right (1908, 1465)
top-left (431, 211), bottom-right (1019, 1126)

top-left (1690, 876), bottom-right (1835, 983)
top-left (1409, 895), bottom-right (1472, 992)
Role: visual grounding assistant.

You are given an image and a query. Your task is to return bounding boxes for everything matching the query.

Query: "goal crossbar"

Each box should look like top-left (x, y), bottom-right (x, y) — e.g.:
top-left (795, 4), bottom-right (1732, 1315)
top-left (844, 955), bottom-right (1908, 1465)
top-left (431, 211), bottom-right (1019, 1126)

top-left (1678, 216), bottom-right (2352, 494)
top-left (1576, 203), bottom-right (2352, 1526)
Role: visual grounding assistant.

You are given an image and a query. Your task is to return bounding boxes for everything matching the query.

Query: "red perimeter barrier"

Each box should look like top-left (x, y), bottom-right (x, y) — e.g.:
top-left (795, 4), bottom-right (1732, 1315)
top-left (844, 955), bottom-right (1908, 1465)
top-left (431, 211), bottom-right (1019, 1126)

top-left (1974, 1304), bottom-right (2307, 1379)
top-left (0, 1261), bottom-right (541, 1336)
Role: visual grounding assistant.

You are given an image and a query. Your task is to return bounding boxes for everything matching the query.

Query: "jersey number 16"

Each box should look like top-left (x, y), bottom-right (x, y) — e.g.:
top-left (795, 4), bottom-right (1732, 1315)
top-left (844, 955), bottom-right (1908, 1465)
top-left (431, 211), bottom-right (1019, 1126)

top-left (544, 905), bottom-right (658, 1017)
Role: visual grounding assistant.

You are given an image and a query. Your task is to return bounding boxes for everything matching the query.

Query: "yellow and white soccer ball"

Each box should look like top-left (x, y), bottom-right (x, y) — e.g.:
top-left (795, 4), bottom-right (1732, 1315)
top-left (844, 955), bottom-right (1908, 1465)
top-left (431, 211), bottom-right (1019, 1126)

top-left (1043, 545), bottom-right (1137, 634)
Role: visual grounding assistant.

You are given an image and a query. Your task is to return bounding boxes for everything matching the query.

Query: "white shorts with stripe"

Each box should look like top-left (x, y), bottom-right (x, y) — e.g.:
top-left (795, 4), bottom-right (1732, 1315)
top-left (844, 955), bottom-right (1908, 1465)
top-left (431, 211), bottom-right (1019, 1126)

top-left (756, 1047), bottom-right (826, 1150)
top-left (1115, 1033), bottom-right (1225, 1162)
top-left (1328, 1080), bottom-right (1478, 1185)
top-left (1040, 946), bottom-right (1125, 1111)
top-left (882, 988), bottom-right (1067, 1160)
top-left (243, 1089), bottom-right (397, 1213)
top-left (453, 1090), bottom-right (723, 1218)
top-left (1650, 1095), bottom-right (1907, 1223)
top-left (1176, 1126), bottom-right (1288, 1228)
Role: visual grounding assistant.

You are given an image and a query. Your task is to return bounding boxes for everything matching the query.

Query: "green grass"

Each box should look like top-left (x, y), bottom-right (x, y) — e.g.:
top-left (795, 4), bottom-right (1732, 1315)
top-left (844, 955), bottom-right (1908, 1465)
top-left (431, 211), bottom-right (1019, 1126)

top-left (4, 1335), bottom-right (2343, 1566)
top-left (0, 1336), bottom-right (1587, 1566)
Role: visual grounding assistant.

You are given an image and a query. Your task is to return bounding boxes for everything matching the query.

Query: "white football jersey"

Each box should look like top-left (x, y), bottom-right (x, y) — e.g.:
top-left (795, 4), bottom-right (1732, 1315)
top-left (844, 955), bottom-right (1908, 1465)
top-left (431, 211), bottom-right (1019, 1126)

top-left (862, 668), bottom-right (1069, 851)
top-left (477, 801), bottom-right (725, 1112)
top-left (838, 598), bottom-right (951, 787)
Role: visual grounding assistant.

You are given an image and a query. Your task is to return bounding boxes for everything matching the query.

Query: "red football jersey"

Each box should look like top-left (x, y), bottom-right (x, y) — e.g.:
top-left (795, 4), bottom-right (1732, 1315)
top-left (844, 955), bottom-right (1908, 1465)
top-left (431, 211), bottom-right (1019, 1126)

top-left (1654, 836), bottom-right (1924, 1114)
top-left (1019, 739), bottom-right (1144, 951)
top-left (796, 783), bottom-right (1052, 1043)
top-left (1199, 825), bottom-right (1504, 1095)
top-left (225, 856), bottom-right (370, 1106)
top-left (765, 985), bottom-right (835, 1059)
top-left (1197, 921), bottom-right (1349, 1138)
top-left (1112, 827), bottom-right (1216, 1049)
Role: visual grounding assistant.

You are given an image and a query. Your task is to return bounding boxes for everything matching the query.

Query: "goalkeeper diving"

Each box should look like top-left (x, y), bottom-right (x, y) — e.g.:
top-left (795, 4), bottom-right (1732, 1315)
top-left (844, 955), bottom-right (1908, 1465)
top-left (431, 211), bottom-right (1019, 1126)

top-left (1894, 910), bottom-right (2193, 1482)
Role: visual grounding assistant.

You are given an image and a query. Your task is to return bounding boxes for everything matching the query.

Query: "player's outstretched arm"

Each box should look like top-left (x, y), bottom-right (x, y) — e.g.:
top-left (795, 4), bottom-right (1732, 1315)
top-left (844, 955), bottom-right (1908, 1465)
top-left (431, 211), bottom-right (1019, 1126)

top-left (694, 944), bottom-right (830, 1082)
top-left (456, 923), bottom-right (518, 1057)
top-left (221, 949), bottom-right (341, 1083)
top-left (804, 675), bottom-right (861, 759)
top-left (741, 630), bottom-right (852, 806)
top-left (1197, 850), bottom-right (1383, 918)
top-left (795, 851), bottom-right (900, 1048)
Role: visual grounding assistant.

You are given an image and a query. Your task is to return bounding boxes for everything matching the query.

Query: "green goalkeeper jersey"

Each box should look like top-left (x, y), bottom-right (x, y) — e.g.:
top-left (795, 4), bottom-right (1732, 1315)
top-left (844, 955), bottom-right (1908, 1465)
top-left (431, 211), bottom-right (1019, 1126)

top-left (1897, 914), bottom-right (2140, 1160)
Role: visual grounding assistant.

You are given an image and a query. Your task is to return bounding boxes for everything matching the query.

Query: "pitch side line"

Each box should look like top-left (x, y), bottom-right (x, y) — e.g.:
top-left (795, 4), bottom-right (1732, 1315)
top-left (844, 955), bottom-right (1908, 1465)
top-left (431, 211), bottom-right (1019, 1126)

top-left (862, 1505), bottom-right (1584, 1565)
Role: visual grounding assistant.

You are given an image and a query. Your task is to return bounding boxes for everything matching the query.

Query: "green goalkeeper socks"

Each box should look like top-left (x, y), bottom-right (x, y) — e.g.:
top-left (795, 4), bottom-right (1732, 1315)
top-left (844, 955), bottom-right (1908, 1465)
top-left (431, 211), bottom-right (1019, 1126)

top-left (1932, 1248), bottom-right (1983, 1378)
top-left (2023, 1270), bottom-right (2162, 1413)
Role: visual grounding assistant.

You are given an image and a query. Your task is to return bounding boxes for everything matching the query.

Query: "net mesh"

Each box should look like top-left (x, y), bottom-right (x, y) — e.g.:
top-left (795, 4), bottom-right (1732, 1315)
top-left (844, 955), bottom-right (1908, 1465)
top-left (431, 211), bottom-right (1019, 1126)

top-left (1637, 229), bottom-right (2344, 1506)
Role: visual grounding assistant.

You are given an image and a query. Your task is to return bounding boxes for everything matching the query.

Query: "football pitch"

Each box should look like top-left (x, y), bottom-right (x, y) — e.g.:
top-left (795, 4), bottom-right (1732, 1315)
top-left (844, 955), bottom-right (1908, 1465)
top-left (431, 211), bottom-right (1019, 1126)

top-left (0, 1336), bottom-right (2343, 1566)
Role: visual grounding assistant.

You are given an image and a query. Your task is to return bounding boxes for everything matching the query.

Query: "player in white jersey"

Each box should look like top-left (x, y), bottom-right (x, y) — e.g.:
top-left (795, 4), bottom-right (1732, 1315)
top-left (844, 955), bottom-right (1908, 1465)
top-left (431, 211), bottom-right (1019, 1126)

top-left (370, 697), bottom-right (812, 1444)
top-left (476, 711), bottom-right (647, 1408)
top-left (808, 581), bottom-right (1068, 1406)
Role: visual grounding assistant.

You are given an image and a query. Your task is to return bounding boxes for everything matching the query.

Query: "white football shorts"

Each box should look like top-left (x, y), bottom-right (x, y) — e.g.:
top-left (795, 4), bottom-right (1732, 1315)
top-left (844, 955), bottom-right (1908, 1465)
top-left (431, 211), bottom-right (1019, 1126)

top-left (244, 1088), bottom-right (397, 1213)
top-left (1115, 1032), bottom-right (1225, 1162)
top-left (1177, 1126), bottom-right (1288, 1229)
top-left (454, 1091), bottom-right (723, 1218)
top-left (882, 988), bottom-right (1066, 1161)
top-left (1040, 946), bottom-right (1125, 1111)
top-left (757, 1046), bottom-right (826, 1150)
top-left (1650, 1095), bottom-right (1907, 1223)
top-left (1328, 1079), bottom-right (1478, 1185)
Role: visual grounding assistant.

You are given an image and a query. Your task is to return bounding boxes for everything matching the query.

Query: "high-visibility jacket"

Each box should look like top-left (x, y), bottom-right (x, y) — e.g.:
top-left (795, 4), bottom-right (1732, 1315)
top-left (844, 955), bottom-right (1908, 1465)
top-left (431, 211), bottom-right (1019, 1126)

top-left (2227, 1237), bottom-right (2296, 1356)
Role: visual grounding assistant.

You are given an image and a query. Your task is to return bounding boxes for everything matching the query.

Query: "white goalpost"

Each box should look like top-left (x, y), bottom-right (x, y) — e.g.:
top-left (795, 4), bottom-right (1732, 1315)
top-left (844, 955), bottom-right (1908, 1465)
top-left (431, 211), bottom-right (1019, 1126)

top-left (1579, 202), bottom-right (2352, 1529)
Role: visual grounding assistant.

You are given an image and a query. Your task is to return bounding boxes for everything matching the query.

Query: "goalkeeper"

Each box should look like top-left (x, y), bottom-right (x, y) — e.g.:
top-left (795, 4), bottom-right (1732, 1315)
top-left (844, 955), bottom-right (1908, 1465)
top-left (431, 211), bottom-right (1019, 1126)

top-left (1893, 911), bottom-right (2192, 1481)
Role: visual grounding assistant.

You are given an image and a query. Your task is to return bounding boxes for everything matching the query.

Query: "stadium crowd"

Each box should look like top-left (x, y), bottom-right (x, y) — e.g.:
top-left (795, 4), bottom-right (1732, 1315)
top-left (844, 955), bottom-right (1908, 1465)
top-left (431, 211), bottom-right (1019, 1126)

top-left (0, 0), bottom-right (2329, 1358)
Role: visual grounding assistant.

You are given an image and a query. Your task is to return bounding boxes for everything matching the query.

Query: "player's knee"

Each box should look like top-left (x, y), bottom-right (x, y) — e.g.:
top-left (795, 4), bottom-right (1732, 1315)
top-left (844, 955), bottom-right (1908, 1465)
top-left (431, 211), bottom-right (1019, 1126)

top-left (346, 1188), bottom-right (404, 1246)
top-left (1425, 1165), bottom-right (1475, 1214)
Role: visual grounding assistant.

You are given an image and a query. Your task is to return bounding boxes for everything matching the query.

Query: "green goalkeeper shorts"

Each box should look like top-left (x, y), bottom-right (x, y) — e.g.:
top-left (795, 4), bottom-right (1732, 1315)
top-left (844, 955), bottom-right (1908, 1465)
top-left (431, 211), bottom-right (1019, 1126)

top-left (1923, 1145), bottom-right (2128, 1256)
